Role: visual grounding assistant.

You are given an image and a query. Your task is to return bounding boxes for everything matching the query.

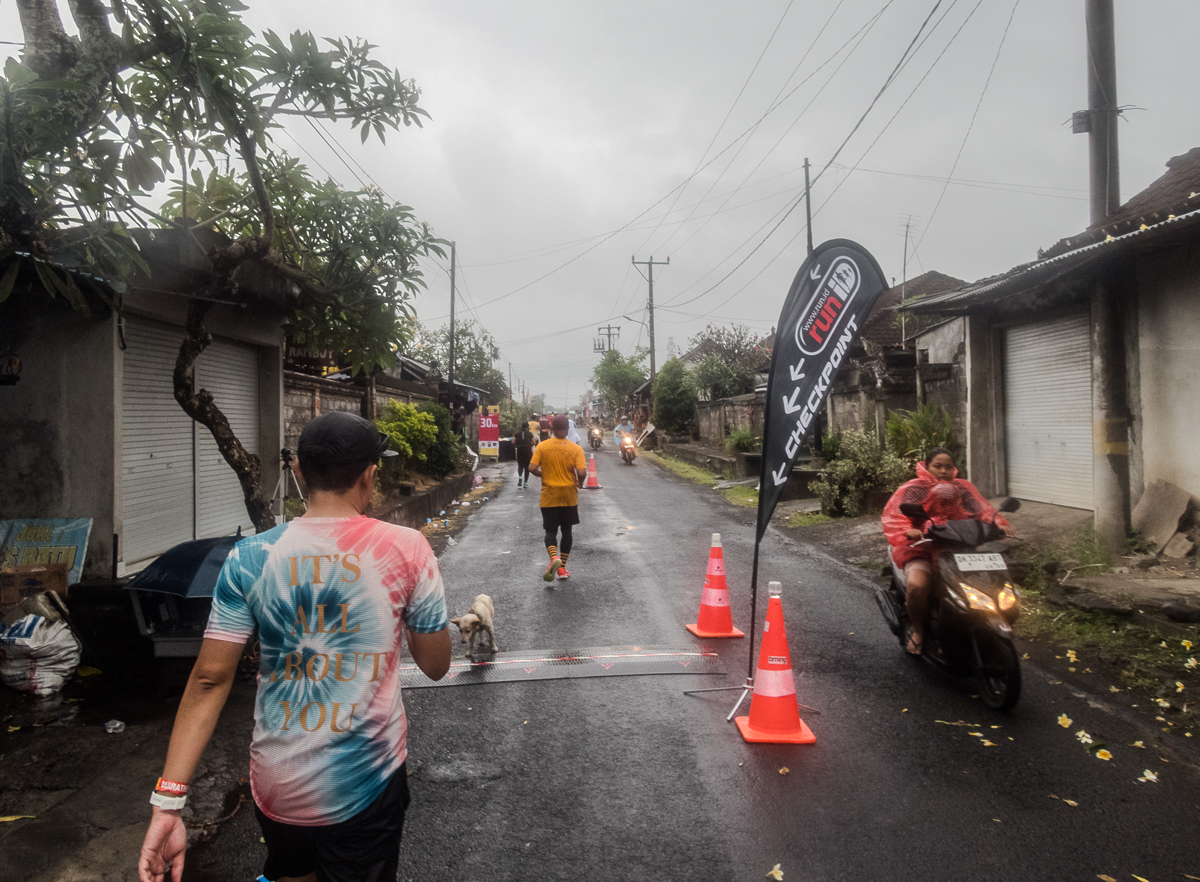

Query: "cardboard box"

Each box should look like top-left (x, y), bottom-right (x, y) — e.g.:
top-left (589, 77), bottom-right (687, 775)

top-left (0, 564), bottom-right (69, 605)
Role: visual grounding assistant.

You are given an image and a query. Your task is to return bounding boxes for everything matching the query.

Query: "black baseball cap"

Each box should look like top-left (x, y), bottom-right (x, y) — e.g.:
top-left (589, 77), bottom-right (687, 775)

top-left (298, 412), bottom-right (397, 466)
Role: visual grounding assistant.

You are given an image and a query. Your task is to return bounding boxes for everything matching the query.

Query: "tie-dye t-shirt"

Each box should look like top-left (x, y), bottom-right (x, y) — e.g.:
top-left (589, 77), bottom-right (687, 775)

top-left (203, 516), bottom-right (448, 826)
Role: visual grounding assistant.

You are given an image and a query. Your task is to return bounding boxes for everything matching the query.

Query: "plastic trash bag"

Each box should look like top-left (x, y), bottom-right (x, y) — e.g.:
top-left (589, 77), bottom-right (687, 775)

top-left (0, 613), bottom-right (82, 697)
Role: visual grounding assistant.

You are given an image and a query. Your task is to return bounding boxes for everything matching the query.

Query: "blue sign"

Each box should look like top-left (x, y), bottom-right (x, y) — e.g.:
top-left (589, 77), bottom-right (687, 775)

top-left (0, 519), bottom-right (93, 585)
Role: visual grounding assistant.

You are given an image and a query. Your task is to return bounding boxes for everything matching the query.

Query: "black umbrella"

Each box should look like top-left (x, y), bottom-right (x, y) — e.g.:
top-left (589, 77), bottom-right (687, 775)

top-left (124, 533), bottom-right (240, 599)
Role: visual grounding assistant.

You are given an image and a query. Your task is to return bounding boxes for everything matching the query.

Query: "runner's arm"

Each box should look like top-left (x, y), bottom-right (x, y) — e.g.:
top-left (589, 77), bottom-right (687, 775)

top-left (139, 637), bottom-right (244, 882)
top-left (407, 628), bottom-right (452, 679)
top-left (575, 467), bottom-right (587, 488)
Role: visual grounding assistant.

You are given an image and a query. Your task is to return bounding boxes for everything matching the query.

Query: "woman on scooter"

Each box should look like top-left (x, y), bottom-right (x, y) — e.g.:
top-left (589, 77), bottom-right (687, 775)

top-left (881, 447), bottom-right (1013, 656)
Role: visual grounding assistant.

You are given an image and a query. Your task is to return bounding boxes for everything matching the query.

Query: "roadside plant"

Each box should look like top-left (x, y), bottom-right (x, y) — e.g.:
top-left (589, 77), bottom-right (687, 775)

top-left (691, 354), bottom-right (741, 401)
top-left (498, 399), bottom-right (528, 437)
top-left (376, 401), bottom-right (437, 476)
top-left (652, 357), bottom-right (697, 435)
top-left (417, 402), bottom-right (461, 480)
top-left (886, 403), bottom-right (962, 466)
top-left (820, 433), bottom-right (841, 462)
top-left (812, 430), bottom-right (912, 517)
top-left (724, 427), bottom-right (758, 454)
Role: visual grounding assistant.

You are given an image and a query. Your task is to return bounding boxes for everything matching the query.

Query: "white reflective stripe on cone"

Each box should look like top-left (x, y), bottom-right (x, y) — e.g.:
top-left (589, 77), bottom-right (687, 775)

top-left (700, 587), bottom-right (730, 607)
top-left (753, 667), bottom-right (796, 698)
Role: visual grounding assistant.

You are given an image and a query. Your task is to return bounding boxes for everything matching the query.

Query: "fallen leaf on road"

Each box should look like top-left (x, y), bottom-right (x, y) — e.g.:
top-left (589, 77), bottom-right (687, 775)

top-left (1096, 876), bottom-right (1116, 882)
top-left (991, 725), bottom-right (1001, 729)
top-left (1132, 876), bottom-right (1150, 882)
top-left (779, 767), bottom-right (789, 775)
top-left (6, 726), bottom-right (19, 733)
top-left (1069, 667), bottom-right (1077, 672)
top-left (981, 740), bottom-right (996, 747)
top-left (1186, 658), bottom-right (1197, 670)
top-left (902, 708), bottom-right (908, 713)
top-left (1095, 749), bottom-right (1113, 761)
top-left (1058, 714), bottom-right (1073, 728)
top-left (0, 816), bottom-right (34, 823)
top-left (1076, 730), bottom-right (1094, 745)
top-left (1137, 770), bottom-right (1158, 783)
top-left (1161, 641), bottom-right (1169, 648)
top-left (1110, 686), bottom-right (1121, 693)
top-left (935, 720), bottom-right (981, 727)
top-left (1049, 794), bottom-right (1059, 799)
top-left (1063, 799), bottom-right (1078, 806)
top-left (1155, 698), bottom-right (1171, 708)
top-left (1067, 650), bottom-right (1078, 662)
top-left (766, 864), bottom-right (784, 880)
top-left (1131, 741), bottom-right (1145, 748)
top-left (1183, 639), bottom-right (1193, 650)
top-left (969, 732), bottom-right (983, 737)
top-left (1022, 653), bottom-right (1030, 659)
top-left (1176, 681), bottom-right (1186, 692)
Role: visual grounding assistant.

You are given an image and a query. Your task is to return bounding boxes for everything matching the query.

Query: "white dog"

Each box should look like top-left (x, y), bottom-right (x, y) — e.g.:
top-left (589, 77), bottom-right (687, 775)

top-left (450, 594), bottom-right (498, 657)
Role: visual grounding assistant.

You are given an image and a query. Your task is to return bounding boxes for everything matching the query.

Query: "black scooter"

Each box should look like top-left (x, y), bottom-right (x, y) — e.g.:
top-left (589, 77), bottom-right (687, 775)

top-left (589, 427), bottom-right (603, 450)
top-left (875, 497), bottom-right (1024, 711)
top-left (620, 433), bottom-right (637, 464)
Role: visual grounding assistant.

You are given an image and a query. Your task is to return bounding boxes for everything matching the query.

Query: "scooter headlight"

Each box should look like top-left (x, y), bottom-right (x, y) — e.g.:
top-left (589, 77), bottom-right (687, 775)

top-left (959, 584), bottom-right (997, 612)
top-left (998, 584), bottom-right (1018, 611)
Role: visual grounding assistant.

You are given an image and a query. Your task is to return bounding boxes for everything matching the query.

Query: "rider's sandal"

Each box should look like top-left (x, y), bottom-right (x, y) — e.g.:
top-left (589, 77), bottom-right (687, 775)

top-left (905, 633), bottom-right (924, 657)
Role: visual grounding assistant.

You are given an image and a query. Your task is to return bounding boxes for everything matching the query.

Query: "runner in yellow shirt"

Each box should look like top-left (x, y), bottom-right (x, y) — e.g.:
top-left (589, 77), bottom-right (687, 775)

top-left (528, 414), bottom-right (587, 582)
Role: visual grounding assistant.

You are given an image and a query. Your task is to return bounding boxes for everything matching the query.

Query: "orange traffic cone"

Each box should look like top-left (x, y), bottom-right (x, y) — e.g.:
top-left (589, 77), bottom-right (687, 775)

top-left (585, 454), bottom-right (602, 489)
top-left (735, 582), bottom-right (816, 744)
top-left (686, 533), bottom-right (744, 638)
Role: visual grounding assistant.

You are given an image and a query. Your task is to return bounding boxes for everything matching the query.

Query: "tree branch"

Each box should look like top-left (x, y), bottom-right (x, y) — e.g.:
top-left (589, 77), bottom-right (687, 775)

top-left (16, 0), bottom-right (80, 78)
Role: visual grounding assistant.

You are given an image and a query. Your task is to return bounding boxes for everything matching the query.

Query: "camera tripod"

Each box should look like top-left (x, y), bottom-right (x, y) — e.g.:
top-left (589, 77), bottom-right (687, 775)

top-left (271, 448), bottom-right (307, 522)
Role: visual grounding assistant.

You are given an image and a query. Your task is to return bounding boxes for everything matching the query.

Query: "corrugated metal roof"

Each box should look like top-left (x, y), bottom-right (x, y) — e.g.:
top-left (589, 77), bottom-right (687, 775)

top-left (906, 207), bottom-right (1200, 314)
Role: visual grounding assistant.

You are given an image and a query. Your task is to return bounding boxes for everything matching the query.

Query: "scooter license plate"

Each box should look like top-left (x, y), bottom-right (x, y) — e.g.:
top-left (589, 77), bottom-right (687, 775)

top-left (954, 552), bottom-right (1006, 571)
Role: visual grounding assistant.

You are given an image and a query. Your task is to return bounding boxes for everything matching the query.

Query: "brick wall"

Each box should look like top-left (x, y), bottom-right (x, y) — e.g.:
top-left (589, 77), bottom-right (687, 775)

top-left (283, 371), bottom-right (434, 453)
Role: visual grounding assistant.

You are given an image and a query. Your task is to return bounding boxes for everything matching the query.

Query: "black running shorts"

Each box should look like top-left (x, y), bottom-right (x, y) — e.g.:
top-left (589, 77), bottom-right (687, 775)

top-left (254, 763), bottom-right (410, 882)
top-left (541, 505), bottom-right (580, 531)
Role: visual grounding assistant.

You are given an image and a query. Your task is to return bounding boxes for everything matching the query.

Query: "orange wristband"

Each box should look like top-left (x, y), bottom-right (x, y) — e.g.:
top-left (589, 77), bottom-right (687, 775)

top-left (155, 777), bottom-right (189, 795)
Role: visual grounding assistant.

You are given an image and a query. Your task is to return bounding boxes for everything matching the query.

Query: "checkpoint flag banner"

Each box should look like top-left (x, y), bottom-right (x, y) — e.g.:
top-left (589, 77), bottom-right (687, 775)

top-left (478, 405), bottom-right (499, 458)
top-left (756, 239), bottom-right (887, 540)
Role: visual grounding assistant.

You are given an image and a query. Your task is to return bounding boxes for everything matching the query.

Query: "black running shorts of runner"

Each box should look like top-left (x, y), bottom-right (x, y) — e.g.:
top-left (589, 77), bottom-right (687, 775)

top-left (254, 763), bottom-right (410, 881)
top-left (541, 505), bottom-right (580, 531)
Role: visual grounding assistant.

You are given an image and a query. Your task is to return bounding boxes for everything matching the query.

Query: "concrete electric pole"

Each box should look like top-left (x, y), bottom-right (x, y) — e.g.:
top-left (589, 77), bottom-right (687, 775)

top-left (631, 255), bottom-right (669, 387)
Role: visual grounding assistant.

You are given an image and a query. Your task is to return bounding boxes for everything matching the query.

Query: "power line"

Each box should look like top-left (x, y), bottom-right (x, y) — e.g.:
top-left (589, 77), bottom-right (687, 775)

top-left (917, 0), bottom-right (1022, 251)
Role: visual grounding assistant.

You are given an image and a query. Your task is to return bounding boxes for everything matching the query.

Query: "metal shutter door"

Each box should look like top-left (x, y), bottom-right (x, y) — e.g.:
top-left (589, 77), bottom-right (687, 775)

top-left (195, 338), bottom-right (260, 539)
top-left (122, 318), bottom-right (195, 562)
top-left (1004, 313), bottom-right (1093, 510)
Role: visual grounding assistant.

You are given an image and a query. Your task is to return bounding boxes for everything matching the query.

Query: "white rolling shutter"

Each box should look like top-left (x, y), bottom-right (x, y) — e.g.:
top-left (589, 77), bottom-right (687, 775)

top-left (1003, 313), bottom-right (1093, 510)
top-left (196, 338), bottom-right (260, 539)
top-left (121, 318), bottom-right (195, 562)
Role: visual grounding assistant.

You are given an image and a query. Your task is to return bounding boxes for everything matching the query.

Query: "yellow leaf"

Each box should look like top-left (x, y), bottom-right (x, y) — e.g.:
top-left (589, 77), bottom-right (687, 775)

top-left (766, 864), bottom-right (784, 880)
top-left (1095, 749), bottom-right (1113, 761)
top-left (1058, 714), bottom-right (1073, 728)
top-left (6, 726), bottom-right (19, 733)
top-left (969, 732), bottom-right (983, 737)
top-left (1063, 799), bottom-right (1078, 807)
top-left (1132, 876), bottom-right (1150, 882)
top-left (1097, 876), bottom-right (1117, 882)
top-left (1183, 640), bottom-right (1193, 651)
top-left (1131, 741), bottom-right (1145, 748)
top-left (0, 816), bottom-right (35, 823)
top-left (981, 740), bottom-right (997, 747)
top-left (778, 767), bottom-right (790, 775)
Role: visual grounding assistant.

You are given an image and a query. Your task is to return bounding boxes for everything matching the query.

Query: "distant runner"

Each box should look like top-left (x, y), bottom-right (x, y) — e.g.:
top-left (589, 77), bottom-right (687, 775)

top-left (538, 412), bottom-right (553, 442)
top-left (513, 417), bottom-right (536, 490)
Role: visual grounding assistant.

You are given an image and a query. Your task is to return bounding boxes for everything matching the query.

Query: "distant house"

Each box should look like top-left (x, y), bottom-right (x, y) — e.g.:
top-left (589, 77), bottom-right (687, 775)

top-left (907, 146), bottom-right (1200, 547)
top-left (0, 228), bottom-right (295, 579)
top-left (826, 270), bottom-right (966, 437)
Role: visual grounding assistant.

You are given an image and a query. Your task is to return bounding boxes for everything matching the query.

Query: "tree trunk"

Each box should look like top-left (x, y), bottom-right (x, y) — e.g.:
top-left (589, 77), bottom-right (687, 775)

top-left (173, 298), bottom-right (277, 534)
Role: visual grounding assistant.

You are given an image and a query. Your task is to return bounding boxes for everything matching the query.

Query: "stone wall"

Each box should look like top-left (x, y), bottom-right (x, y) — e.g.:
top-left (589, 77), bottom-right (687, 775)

top-left (284, 371), bottom-right (434, 453)
top-left (694, 393), bottom-right (763, 448)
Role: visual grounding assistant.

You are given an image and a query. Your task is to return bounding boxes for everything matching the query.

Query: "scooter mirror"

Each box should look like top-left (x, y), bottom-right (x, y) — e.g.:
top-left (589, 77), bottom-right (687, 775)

top-left (899, 502), bottom-right (928, 520)
top-left (999, 497), bottom-right (1022, 514)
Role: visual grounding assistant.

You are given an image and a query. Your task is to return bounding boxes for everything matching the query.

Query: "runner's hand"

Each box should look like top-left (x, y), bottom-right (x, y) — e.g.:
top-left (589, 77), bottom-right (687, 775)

top-left (904, 529), bottom-right (923, 541)
top-left (138, 809), bottom-right (187, 882)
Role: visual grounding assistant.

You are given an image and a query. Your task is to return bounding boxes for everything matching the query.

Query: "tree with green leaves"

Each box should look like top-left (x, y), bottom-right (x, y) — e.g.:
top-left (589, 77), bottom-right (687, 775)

top-left (651, 357), bottom-right (696, 435)
top-left (686, 323), bottom-right (763, 399)
top-left (407, 319), bottom-right (508, 403)
top-left (1, 0), bottom-right (443, 530)
top-left (690, 353), bottom-right (741, 401)
top-left (590, 348), bottom-right (646, 416)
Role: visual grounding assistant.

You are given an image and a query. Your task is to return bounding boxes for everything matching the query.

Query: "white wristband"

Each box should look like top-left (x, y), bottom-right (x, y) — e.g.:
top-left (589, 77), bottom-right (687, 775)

top-left (149, 792), bottom-right (188, 810)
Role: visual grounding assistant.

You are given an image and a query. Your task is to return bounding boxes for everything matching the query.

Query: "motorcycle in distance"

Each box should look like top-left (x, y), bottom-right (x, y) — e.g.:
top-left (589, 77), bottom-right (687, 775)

top-left (620, 433), bottom-right (637, 465)
top-left (589, 426), bottom-right (603, 450)
top-left (875, 497), bottom-right (1024, 712)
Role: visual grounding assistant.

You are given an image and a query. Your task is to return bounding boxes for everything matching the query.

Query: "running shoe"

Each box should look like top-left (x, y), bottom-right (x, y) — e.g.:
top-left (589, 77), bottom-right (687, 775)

top-left (543, 558), bottom-right (562, 582)
top-left (556, 567), bottom-right (570, 580)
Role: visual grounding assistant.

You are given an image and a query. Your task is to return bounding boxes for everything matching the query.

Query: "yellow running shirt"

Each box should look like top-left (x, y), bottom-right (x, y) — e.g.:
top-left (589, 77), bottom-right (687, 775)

top-left (530, 437), bottom-right (586, 508)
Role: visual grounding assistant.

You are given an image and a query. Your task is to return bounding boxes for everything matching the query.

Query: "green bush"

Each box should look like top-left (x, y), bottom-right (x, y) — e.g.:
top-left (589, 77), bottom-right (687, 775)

top-left (886, 403), bottom-right (963, 467)
top-left (416, 401), bottom-right (461, 479)
top-left (652, 358), bottom-right (697, 434)
top-left (724, 427), bottom-right (758, 454)
top-left (820, 432), bottom-right (841, 462)
top-left (376, 401), bottom-right (438, 476)
top-left (498, 399), bottom-right (528, 437)
top-left (811, 430), bottom-right (912, 517)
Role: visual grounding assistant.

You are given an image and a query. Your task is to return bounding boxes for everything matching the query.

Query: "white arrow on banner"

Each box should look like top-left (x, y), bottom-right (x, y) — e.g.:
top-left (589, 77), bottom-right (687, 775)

top-left (789, 359), bottom-right (806, 382)
top-left (809, 264), bottom-right (821, 281)
top-left (781, 388), bottom-right (803, 415)
top-left (772, 464), bottom-right (789, 486)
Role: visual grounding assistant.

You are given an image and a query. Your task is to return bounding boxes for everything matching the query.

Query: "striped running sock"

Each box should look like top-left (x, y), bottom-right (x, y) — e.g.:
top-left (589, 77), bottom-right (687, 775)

top-left (560, 552), bottom-right (569, 565)
top-left (547, 545), bottom-right (558, 562)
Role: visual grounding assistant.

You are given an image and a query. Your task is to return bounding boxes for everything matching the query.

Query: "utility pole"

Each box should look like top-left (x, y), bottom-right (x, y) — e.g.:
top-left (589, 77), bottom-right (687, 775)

top-left (508, 362), bottom-right (513, 399)
top-left (631, 255), bottom-right (669, 387)
top-left (594, 324), bottom-right (621, 352)
top-left (1075, 0), bottom-right (1119, 224)
top-left (447, 241), bottom-right (456, 389)
top-left (803, 157), bottom-right (814, 255)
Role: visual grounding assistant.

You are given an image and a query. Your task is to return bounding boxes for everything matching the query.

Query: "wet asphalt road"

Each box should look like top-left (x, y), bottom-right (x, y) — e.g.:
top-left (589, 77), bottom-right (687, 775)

top-left (191, 445), bottom-right (1200, 882)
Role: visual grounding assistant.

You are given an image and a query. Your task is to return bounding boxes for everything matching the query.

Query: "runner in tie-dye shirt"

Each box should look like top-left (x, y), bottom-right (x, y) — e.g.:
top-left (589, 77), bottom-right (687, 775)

top-left (139, 413), bottom-right (451, 882)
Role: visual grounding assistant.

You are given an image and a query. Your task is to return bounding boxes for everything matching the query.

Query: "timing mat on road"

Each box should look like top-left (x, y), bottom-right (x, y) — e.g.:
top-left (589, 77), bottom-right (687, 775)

top-left (399, 644), bottom-right (726, 689)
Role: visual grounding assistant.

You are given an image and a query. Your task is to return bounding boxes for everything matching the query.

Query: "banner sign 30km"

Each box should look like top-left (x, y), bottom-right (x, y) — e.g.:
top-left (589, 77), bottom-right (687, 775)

top-left (756, 239), bottom-right (887, 540)
top-left (479, 405), bottom-right (500, 458)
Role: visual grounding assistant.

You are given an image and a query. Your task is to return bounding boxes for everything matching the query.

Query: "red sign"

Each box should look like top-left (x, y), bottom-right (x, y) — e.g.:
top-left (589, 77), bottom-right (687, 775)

top-left (479, 406), bottom-right (499, 457)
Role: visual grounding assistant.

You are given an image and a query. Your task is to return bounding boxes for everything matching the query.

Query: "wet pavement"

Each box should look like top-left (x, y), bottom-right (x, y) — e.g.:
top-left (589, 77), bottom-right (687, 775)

top-left (181, 446), bottom-right (1200, 882)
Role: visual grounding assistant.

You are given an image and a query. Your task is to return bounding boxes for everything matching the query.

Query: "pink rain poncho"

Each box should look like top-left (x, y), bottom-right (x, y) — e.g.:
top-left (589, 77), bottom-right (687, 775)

top-left (881, 461), bottom-right (1010, 569)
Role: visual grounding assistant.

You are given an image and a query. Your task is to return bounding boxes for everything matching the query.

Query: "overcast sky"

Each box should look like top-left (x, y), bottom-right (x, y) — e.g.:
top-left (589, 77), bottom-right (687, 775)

top-left (9, 1), bottom-right (1199, 407)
